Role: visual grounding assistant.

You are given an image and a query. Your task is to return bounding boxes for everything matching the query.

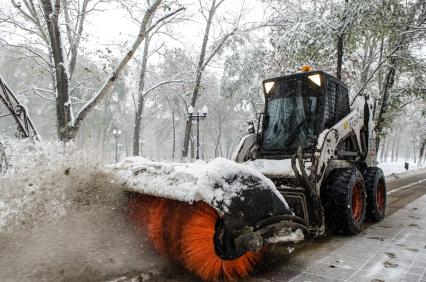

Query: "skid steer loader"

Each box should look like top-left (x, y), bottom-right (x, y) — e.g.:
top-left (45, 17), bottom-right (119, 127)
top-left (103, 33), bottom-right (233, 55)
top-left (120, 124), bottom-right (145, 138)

top-left (232, 69), bottom-right (386, 236)
top-left (125, 69), bottom-right (387, 281)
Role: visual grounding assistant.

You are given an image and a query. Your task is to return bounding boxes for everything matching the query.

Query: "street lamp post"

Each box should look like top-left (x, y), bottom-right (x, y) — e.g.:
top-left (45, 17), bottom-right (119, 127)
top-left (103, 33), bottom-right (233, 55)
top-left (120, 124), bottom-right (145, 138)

top-left (411, 138), bottom-right (416, 163)
top-left (118, 143), bottom-right (123, 160)
top-left (187, 105), bottom-right (208, 160)
top-left (112, 129), bottom-right (122, 163)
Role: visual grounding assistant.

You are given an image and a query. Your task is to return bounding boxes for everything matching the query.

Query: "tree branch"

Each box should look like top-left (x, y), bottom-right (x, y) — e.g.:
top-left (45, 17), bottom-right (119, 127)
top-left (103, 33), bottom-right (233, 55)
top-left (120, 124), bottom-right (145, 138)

top-left (142, 79), bottom-right (184, 98)
top-left (73, 0), bottom-right (164, 129)
top-left (68, 0), bottom-right (89, 79)
top-left (147, 7), bottom-right (185, 34)
top-left (201, 28), bottom-right (236, 71)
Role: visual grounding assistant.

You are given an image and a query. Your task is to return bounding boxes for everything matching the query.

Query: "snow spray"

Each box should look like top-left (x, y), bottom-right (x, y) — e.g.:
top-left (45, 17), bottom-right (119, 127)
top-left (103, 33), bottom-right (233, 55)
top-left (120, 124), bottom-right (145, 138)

top-left (0, 141), bottom-right (166, 281)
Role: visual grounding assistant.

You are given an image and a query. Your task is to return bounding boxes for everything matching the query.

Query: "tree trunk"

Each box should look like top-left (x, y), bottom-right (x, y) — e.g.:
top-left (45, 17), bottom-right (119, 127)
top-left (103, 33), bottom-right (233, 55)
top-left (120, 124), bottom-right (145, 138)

top-left (379, 136), bottom-right (386, 162)
top-left (190, 135), bottom-right (195, 159)
top-left (360, 35), bottom-right (377, 84)
top-left (395, 130), bottom-right (401, 162)
top-left (100, 92), bottom-right (114, 163)
top-left (377, 37), bottom-right (384, 93)
top-left (419, 139), bottom-right (426, 166)
top-left (133, 35), bottom-right (151, 156)
top-left (62, 0), bottom-right (89, 79)
top-left (226, 140), bottom-right (231, 159)
top-left (375, 57), bottom-right (397, 149)
top-left (182, 0), bottom-right (216, 159)
top-left (336, 34), bottom-right (344, 81)
top-left (335, 0), bottom-right (348, 81)
top-left (384, 132), bottom-right (392, 162)
top-left (172, 109), bottom-right (176, 160)
top-left (214, 111), bottom-right (222, 158)
top-left (391, 130), bottom-right (401, 162)
top-left (40, 0), bottom-right (73, 141)
top-left (156, 137), bottom-right (160, 161)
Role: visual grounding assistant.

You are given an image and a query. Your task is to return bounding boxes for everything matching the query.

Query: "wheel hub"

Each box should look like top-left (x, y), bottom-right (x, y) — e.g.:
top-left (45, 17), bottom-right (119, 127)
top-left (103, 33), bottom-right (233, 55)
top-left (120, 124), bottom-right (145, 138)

top-left (376, 179), bottom-right (386, 212)
top-left (352, 182), bottom-right (364, 223)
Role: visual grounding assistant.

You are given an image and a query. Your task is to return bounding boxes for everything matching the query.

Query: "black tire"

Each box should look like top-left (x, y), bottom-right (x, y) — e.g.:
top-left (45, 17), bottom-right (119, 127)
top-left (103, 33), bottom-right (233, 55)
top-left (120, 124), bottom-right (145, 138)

top-left (364, 167), bottom-right (386, 222)
top-left (322, 168), bottom-right (366, 235)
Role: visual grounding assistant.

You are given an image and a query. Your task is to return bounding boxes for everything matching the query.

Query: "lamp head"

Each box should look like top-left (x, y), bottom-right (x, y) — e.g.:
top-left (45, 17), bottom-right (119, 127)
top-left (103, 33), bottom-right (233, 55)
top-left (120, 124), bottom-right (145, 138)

top-left (201, 105), bottom-right (208, 116)
top-left (188, 105), bottom-right (194, 115)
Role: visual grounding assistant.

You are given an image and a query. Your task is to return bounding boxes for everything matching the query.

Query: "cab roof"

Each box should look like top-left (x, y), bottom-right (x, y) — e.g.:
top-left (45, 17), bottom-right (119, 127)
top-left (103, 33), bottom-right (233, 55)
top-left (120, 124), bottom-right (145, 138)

top-left (262, 70), bottom-right (347, 88)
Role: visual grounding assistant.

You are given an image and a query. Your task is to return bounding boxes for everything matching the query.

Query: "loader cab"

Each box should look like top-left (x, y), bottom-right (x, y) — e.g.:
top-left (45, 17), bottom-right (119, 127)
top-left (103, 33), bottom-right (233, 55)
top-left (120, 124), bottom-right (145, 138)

top-left (259, 71), bottom-right (350, 158)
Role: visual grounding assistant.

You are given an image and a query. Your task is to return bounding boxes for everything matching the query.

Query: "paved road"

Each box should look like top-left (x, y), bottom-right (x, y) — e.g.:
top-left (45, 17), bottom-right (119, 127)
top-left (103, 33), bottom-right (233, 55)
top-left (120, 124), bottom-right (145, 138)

top-left (113, 171), bottom-right (426, 282)
top-left (386, 173), bottom-right (426, 216)
top-left (246, 171), bottom-right (426, 282)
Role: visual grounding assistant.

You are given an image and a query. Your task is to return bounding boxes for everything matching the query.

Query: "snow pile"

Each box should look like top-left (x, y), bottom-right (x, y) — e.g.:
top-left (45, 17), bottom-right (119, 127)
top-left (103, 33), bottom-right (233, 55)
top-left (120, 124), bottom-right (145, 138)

top-left (268, 229), bottom-right (305, 244)
top-left (112, 157), bottom-right (288, 212)
top-left (245, 159), bottom-right (295, 177)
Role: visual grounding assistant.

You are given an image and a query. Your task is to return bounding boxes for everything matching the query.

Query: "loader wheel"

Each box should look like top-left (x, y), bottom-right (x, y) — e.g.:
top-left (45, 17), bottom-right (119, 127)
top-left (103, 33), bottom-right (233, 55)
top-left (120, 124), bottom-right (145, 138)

top-left (364, 167), bottom-right (386, 222)
top-left (322, 168), bottom-right (366, 235)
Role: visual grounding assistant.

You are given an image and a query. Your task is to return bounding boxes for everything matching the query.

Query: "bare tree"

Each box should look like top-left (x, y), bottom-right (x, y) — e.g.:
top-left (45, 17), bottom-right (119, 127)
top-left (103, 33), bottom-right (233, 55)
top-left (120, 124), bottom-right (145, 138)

top-left (130, 4), bottom-right (185, 156)
top-left (133, 35), bottom-right (151, 156)
top-left (419, 140), bottom-right (426, 166)
top-left (39, 0), bottom-right (183, 141)
top-left (181, 0), bottom-right (236, 159)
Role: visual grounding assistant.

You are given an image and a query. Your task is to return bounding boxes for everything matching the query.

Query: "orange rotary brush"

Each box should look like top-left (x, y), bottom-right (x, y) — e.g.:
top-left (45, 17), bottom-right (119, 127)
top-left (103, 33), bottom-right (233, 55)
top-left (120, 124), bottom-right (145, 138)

top-left (127, 194), bottom-right (261, 281)
top-left (180, 202), bottom-right (260, 281)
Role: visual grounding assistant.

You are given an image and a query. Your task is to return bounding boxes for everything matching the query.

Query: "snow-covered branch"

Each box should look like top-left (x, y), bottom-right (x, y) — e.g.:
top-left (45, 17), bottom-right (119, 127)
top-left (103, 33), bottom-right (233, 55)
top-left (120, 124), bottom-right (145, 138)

top-left (201, 28), bottom-right (237, 72)
top-left (147, 7), bottom-right (185, 34)
top-left (73, 0), bottom-right (165, 129)
top-left (142, 80), bottom-right (185, 98)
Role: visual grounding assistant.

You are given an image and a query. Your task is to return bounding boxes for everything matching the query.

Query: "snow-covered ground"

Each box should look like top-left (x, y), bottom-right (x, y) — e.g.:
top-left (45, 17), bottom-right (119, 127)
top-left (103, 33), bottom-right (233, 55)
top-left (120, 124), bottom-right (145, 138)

top-left (378, 161), bottom-right (426, 176)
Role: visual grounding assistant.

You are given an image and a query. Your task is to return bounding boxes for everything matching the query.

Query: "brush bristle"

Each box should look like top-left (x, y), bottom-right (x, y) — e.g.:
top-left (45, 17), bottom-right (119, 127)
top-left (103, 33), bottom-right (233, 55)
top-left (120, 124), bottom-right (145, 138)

top-left (128, 195), bottom-right (261, 281)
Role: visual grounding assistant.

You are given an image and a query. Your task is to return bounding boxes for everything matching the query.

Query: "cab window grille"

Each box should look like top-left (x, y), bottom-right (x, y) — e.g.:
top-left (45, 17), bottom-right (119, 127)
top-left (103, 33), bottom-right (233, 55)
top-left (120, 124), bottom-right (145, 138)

top-left (324, 81), bottom-right (337, 128)
top-left (335, 84), bottom-right (350, 122)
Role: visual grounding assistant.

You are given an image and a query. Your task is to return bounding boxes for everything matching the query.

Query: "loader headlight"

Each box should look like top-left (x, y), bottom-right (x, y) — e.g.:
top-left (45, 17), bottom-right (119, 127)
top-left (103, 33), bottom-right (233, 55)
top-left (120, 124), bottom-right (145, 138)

top-left (308, 74), bottom-right (321, 86)
top-left (263, 81), bottom-right (276, 96)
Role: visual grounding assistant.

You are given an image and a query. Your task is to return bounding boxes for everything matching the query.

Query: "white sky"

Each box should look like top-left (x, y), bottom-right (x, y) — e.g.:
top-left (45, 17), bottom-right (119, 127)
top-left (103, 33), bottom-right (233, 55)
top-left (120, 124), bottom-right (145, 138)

top-left (82, 0), bottom-right (266, 60)
top-left (0, 0), bottom-right (266, 59)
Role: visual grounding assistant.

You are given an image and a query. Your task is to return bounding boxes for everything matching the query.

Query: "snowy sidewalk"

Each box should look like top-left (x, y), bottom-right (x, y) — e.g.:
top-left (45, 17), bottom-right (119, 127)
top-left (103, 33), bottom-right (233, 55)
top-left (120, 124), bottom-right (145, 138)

top-left (254, 194), bottom-right (426, 282)
top-left (379, 161), bottom-right (426, 178)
